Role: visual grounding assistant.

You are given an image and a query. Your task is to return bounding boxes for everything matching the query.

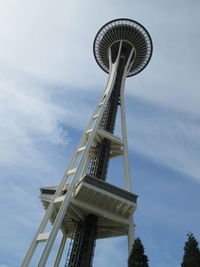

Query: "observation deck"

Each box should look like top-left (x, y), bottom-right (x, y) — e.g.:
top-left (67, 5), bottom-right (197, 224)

top-left (93, 18), bottom-right (153, 76)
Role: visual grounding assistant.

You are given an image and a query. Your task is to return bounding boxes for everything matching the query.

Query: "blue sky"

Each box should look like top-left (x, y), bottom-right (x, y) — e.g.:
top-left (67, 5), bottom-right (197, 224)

top-left (0, 1), bottom-right (200, 266)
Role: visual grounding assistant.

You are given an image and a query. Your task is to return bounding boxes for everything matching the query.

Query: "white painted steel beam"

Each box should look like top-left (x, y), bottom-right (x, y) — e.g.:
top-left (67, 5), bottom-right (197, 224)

top-left (36, 232), bottom-right (50, 242)
top-left (53, 234), bottom-right (67, 267)
top-left (71, 198), bottom-right (129, 226)
top-left (96, 128), bottom-right (123, 146)
top-left (119, 47), bottom-right (136, 253)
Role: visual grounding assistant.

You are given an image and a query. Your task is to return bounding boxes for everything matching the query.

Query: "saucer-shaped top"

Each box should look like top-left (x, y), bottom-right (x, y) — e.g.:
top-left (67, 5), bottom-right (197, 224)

top-left (93, 18), bottom-right (153, 77)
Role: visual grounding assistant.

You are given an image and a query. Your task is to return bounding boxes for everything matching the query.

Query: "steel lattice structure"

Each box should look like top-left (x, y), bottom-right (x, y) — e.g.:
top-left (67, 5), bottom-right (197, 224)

top-left (21, 18), bottom-right (152, 267)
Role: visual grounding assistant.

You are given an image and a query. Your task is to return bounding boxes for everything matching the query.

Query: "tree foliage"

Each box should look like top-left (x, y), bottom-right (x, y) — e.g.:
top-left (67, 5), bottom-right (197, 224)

top-left (181, 233), bottom-right (200, 267)
top-left (128, 237), bottom-right (149, 267)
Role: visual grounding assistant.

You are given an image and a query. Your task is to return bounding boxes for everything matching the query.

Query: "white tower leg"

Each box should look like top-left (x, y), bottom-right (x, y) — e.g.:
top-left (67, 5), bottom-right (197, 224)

top-left (53, 234), bottom-right (67, 267)
top-left (119, 51), bottom-right (136, 254)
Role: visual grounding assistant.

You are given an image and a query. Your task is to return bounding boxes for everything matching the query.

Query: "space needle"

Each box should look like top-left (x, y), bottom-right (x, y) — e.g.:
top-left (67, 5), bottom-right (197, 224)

top-left (21, 18), bottom-right (152, 267)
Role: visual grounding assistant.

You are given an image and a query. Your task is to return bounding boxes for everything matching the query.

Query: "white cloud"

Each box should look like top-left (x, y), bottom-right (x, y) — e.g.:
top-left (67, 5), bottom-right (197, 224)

top-left (0, 78), bottom-right (69, 167)
top-left (126, 97), bottom-right (200, 181)
top-left (0, 0), bottom-right (199, 115)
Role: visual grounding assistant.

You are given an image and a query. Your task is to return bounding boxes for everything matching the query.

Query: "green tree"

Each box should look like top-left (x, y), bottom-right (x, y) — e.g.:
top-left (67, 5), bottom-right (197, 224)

top-left (128, 237), bottom-right (149, 267)
top-left (181, 233), bottom-right (200, 267)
